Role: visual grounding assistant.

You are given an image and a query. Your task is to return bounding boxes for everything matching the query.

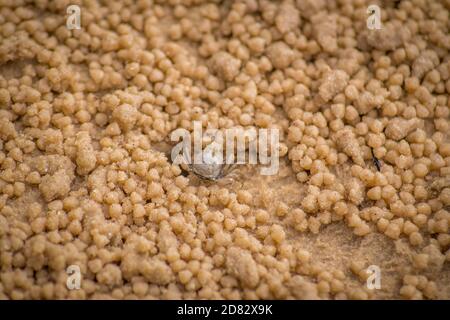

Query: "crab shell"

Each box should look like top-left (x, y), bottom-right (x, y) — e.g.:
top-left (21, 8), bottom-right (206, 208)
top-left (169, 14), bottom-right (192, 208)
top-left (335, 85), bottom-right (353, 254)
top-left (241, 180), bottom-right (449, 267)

top-left (190, 162), bottom-right (225, 180)
top-left (189, 144), bottom-right (227, 180)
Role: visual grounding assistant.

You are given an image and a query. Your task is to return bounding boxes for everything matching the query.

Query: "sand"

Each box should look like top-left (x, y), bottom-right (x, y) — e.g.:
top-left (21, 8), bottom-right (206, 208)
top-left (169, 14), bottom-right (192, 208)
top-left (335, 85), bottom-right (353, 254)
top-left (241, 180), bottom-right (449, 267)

top-left (0, 0), bottom-right (449, 299)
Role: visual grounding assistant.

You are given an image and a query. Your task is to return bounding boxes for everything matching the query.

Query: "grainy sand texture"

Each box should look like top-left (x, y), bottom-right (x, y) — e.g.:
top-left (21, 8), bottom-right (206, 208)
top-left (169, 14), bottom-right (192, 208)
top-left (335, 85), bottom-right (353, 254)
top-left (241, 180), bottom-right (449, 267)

top-left (0, 0), bottom-right (449, 299)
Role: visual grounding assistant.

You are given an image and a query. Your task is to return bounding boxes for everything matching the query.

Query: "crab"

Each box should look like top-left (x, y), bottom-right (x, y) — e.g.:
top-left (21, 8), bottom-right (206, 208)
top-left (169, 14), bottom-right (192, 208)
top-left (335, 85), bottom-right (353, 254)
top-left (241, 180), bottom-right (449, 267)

top-left (181, 142), bottom-right (237, 181)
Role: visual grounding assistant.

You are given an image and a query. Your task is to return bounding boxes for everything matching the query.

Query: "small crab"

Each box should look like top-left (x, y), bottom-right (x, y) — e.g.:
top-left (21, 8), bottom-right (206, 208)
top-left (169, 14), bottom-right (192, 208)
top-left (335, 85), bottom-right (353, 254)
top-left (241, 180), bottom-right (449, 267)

top-left (182, 143), bottom-right (237, 181)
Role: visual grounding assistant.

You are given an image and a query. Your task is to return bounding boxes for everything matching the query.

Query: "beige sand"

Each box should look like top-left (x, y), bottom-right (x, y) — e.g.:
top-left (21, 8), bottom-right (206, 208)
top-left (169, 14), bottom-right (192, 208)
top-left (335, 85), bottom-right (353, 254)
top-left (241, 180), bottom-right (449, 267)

top-left (0, 0), bottom-right (449, 299)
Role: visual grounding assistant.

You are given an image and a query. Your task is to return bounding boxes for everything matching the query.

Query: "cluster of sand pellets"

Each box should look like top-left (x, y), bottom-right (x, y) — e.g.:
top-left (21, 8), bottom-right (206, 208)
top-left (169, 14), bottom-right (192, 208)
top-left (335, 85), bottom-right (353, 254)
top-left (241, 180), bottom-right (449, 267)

top-left (0, 0), bottom-right (449, 299)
